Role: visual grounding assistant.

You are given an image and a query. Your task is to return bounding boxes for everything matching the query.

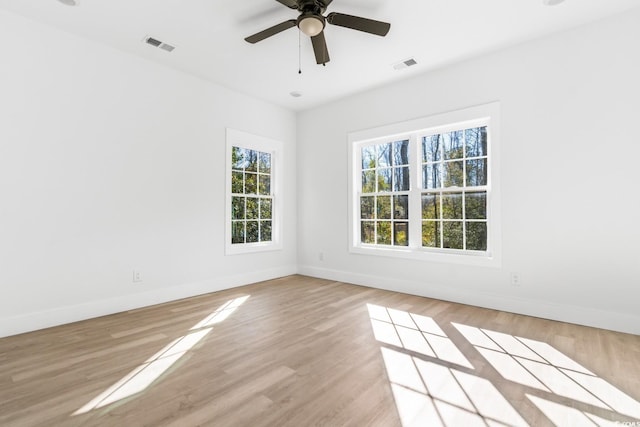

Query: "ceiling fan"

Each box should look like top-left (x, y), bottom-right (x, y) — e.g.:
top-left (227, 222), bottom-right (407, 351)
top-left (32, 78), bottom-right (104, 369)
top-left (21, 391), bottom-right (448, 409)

top-left (244, 0), bottom-right (391, 65)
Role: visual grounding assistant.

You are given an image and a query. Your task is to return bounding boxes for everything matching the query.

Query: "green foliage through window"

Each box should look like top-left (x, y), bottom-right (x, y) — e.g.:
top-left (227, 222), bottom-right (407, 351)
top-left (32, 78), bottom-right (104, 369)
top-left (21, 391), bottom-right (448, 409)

top-left (421, 126), bottom-right (488, 252)
top-left (358, 125), bottom-right (489, 253)
top-left (231, 146), bottom-right (273, 245)
top-left (360, 140), bottom-right (410, 247)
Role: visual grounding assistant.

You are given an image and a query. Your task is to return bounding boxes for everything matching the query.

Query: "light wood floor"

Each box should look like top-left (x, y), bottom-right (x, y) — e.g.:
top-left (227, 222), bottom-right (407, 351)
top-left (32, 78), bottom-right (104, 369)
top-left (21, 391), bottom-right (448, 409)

top-left (1, 275), bottom-right (639, 426)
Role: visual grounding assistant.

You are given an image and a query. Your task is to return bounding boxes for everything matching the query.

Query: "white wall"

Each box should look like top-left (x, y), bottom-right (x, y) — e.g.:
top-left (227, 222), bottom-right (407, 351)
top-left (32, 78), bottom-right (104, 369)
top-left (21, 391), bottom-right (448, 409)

top-left (0, 10), bottom-right (297, 337)
top-left (297, 9), bottom-right (640, 335)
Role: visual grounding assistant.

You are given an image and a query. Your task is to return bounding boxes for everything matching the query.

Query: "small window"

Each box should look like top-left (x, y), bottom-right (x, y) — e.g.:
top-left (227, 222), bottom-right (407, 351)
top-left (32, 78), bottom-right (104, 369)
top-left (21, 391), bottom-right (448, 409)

top-left (349, 103), bottom-right (501, 267)
top-left (226, 129), bottom-right (282, 255)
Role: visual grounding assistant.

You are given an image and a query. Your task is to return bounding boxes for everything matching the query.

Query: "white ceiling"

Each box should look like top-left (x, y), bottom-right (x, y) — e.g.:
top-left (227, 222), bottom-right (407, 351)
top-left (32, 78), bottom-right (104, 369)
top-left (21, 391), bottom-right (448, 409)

top-left (1, 0), bottom-right (638, 111)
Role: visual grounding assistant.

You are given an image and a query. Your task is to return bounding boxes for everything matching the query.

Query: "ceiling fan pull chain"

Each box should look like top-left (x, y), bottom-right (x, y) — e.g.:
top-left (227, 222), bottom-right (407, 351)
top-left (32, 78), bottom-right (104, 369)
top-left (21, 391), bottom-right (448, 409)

top-left (298, 29), bottom-right (302, 74)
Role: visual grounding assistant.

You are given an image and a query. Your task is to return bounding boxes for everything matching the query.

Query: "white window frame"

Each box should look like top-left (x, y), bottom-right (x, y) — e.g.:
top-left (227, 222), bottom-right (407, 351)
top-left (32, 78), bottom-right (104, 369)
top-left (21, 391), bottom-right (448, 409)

top-left (348, 102), bottom-right (502, 267)
top-left (225, 128), bottom-right (283, 255)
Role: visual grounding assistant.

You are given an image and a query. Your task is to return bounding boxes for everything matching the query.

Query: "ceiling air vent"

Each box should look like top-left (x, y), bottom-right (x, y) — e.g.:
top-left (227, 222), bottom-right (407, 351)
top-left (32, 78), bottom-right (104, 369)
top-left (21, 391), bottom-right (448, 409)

top-left (143, 36), bottom-right (176, 53)
top-left (393, 58), bottom-right (417, 70)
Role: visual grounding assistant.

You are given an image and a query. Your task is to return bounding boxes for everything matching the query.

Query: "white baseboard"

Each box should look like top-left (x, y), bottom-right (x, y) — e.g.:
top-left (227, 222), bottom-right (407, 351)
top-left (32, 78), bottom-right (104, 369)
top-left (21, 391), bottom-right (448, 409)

top-left (0, 265), bottom-right (297, 338)
top-left (298, 265), bottom-right (640, 336)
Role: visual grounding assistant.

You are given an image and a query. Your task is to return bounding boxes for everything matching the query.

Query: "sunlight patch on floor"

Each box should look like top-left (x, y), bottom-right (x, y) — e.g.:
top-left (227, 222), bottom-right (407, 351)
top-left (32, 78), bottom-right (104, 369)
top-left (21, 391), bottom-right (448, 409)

top-left (367, 304), bottom-right (472, 369)
top-left (370, 306), bottom-right (640, 426)
top-left (190, 295), bottom-right (250, 330)
top-left (381, 346), bottom-right (527, 427)
top-left (452, 322), bottom-right (640, 422)
top-left (73, 295), bottom-right (250, 416)
top-left (73, 328), bottom-right (212, 415)
top-left (526, 394), bottom-right (618, 427)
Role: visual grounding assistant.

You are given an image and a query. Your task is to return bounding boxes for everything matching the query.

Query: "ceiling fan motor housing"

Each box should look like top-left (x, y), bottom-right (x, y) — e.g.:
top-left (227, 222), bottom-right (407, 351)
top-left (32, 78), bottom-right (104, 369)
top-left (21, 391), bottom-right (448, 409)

top-left (296, 0), bottom-right (329, 14)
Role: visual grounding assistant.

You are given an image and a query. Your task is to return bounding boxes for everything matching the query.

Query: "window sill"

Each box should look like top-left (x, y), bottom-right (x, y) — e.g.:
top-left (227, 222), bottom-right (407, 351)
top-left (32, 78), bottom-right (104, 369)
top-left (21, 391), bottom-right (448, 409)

top-left (225, 242), bottom-right (282, 256)
top-left (349, 244), bottom-right (501, 268)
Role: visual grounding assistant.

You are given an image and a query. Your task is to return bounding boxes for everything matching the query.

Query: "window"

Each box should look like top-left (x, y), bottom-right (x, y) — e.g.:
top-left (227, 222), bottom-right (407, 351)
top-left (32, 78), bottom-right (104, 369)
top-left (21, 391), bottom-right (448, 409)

top-left (360, 140), bottom-right (410, 246)
top-left (226, 129), bottom-right (282, 255)
top-left (349, 103), bottom-right (501, 267)
top-left (421, 127), bottom-right (488, 251)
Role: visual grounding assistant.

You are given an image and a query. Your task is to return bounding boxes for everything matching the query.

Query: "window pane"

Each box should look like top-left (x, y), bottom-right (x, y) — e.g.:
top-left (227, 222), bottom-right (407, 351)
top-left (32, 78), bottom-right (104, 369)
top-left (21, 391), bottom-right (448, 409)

top-left (466, 222), bottom-right (487, 251)
top-left (362, 170), bottom-right (376, 193)
top-left (465, 192), bottom-right (486, 220)
top-left (377, 143), bottom-right (392, 167)
top-left (377, 221), bottom-right (392, 245)
top-left (377, 196), bottom-right (392, 219)
top-left (442, 193), bottom-right (463, 219)
top-left (393, 195), bottom-right (409, 220)
top-left (361, 221), bottom-right (375, 244)
top-left (422, 194), bottom-right (440, 220)
top-left (246, 221), bottom-right (259, 243)
top-left (377, 168), bottom-right (392, 192)
top-left (232, 196), bottom-right (245, 220)
top-left (422, 164), bottom-right (441, 189)
top-left (232, 171), bottom-right (244, 194)
top-left (393, 140), bottom-right (410, 166)
top-left (443, 131), bottom-right (464, 160)
top-left (422, 221), bottom-right (440, 248)
top-left (443, 161), bottom-right (464, 187)
top-left (245, 150), bottom-right (258, 172)
top-left (232, 221), bottom-right (245, 244)
top-left (394, 222), bottom-right (409, 246)
top-left (246, 197), bottom-right (259, 219)
top-left (393, 167), bottom-right (410, 191)
top-left (260, 198), bottom-right (272, 219)
top-left (422, 135), bottom-right (441, 162)
top-left (232, 146), bottom-right (247, 170)
top-left (465, 127), bottom-right (487, 158)
top-left (361, 196), bottom-right (375, 219)
top-left (258, 174), bottom-right (271, 195)
top-left (245, 172), bottom-right (257, 194)
top-left (362, 145), bottom-right (376, 169)
top-left (466, 159), bottom-right (487, 187)
top-left (442, 221), bottom-right (463, 249)
top-left (258, 152), bottom-right (271, 173)
top-left (260, 221), bottom-right (272, 242)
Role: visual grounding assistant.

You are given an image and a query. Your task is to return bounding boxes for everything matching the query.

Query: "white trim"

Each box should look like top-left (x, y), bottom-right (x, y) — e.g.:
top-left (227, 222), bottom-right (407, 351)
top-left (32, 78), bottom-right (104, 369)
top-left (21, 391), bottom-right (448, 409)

top-left (297, 265), bottom-right (640, 336)
top-left (0, 265), bottom-right (297, 338)
top-left (225, 128), bottom-right (283, 255)
top-left (348, 102), bottom-right (502, 267)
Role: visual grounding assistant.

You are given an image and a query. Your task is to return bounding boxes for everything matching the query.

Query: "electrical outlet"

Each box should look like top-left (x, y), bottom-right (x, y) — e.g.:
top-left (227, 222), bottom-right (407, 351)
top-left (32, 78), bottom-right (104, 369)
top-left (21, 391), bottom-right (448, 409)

top-left (318, 251), bottom-right (324, 261)
top-left (133, 270), bottom-right (142, 283)
top-left (510, 273), bottom-right (521, 286)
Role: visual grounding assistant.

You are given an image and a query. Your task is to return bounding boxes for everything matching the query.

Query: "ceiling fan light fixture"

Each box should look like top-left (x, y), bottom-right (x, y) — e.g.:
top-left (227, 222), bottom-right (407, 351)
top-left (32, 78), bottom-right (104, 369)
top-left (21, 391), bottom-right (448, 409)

top-left (298, 15), bottom-right (325, 37)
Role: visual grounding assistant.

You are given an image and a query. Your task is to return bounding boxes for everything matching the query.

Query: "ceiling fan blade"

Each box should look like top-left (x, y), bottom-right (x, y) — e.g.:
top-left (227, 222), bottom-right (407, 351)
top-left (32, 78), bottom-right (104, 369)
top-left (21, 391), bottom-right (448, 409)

top-left (321, 0), bottom-right (334, 8)
top-left (326, 12), bottom-right (390, 36)
top-left (245, 19), bottom-right (297, 44)
top-left (311, 31), bottom-right (330, 65)
top-left (275, 0), bottom-right (298, 9)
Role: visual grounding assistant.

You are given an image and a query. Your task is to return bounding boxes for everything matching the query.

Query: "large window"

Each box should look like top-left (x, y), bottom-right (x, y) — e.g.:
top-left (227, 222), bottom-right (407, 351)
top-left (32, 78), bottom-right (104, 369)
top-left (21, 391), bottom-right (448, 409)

top-left (349, 103), bottom-right (501, 266)
top-left (226, 129), bottom-right (282, 255)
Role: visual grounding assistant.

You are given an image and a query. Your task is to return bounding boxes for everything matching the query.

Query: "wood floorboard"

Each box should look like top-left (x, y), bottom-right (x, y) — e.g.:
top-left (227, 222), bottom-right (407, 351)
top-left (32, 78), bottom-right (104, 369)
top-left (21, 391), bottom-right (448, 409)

top-left (1, 274), bottom-right (639, 426)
